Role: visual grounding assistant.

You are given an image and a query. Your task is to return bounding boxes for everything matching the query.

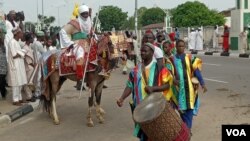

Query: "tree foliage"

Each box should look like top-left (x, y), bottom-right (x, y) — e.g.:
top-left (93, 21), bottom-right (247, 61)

top-left (137, 7), bottom-right (148, 28)
top-left (98, 6), bottom-right (128, 31)
top-left (171, 1), bottom-right (225, 27)
top-left (122, 16), bottom-right (135, 30)
top-left (140, 7), bottom-right (165, 26)
top-left (38, 14), bottom-right (55, 30)
top-left (122, 7), bottom-right (148, 30)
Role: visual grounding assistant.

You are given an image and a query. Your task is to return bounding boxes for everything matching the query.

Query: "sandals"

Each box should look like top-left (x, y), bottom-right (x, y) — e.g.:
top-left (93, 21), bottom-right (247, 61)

top-left (13, 102), bottom-right (22, 106)
top-left (19, 100), bottom-right (29, 103)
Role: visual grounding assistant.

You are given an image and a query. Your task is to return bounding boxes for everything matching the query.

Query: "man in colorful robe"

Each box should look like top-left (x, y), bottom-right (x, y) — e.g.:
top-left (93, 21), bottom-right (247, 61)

top-left (169, 39), bottom-right (207, 130)
top-left (117, 43), bottom-right (173, 141)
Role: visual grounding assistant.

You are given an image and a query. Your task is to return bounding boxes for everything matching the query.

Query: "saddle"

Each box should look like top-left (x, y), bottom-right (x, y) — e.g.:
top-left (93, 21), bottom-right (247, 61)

top-left (59, 49), bottom-right (77, 76)
top-left (58, 43), bottom-right (98, 76)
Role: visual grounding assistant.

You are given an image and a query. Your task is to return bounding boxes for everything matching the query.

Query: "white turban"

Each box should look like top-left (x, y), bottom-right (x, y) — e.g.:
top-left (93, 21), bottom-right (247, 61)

top-left (77, 4), bottom-right (92, 34)
top-left (78, 5), bottom-right (89, 14)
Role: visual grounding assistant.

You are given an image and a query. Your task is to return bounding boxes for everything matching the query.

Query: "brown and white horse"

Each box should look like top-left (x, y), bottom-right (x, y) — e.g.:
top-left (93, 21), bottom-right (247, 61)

top-left (41, 33), bottom-right (114, 127)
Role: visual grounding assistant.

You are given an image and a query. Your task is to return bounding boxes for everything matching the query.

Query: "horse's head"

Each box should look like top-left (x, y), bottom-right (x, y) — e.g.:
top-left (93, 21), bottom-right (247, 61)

top-left (97, 33), bottom-right (114, 55)
top-left (96, 33), bottom-right (115, 73)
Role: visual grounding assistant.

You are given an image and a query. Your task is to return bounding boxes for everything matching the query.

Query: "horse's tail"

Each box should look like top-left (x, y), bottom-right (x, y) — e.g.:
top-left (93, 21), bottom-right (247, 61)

top-left (40, 78), bottom-right (52, 113)
top-left (40, 74), bottom-right (67, 113)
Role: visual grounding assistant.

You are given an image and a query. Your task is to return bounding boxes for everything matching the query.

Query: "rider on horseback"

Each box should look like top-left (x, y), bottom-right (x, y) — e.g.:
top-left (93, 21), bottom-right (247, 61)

top-left (59, 4), bottom-right (93, 80)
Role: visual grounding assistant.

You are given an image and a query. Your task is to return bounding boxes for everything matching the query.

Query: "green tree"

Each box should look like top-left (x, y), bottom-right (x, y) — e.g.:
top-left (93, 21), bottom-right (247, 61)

top-left (122, 7), bottom-right (148, 30)
top-left (98, 6), bottom-right (128, 31)
top-left (38, 14), bottom-right (56, 30)
top-left (140, 7), bottom-right (165, 26)
top-left (122, 16), bottom-right (135, 30)
top-left (171, 1), bottom-right (225, 27)
top-left (137, 7), bottom-right (147, 28)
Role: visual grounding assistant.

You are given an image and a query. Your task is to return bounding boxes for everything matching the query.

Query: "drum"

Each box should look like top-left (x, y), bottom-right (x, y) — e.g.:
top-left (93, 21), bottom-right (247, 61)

top-left (133, 93), bottom-right (190, 141)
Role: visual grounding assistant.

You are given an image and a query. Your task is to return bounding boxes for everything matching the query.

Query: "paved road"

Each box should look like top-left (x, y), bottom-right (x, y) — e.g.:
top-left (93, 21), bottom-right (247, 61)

top-left (0, 55), bottom-right (249, 141)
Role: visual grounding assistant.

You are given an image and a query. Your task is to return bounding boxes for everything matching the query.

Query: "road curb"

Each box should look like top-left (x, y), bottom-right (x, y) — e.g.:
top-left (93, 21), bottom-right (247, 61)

top-left (197, 51), bottom-right (250, 59)
top-left (0, 101), bottom-right (39, 127)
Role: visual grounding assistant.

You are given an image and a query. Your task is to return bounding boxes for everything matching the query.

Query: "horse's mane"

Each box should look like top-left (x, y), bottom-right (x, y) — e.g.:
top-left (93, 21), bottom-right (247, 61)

top-left (97, 33), bottom-right (113, 54)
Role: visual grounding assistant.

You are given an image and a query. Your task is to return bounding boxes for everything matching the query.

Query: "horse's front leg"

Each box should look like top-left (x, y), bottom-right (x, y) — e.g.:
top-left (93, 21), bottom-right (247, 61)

top-left (86, 73), bottom-right (96, 127)
top-left (95, 79), bottom-right (105, 124)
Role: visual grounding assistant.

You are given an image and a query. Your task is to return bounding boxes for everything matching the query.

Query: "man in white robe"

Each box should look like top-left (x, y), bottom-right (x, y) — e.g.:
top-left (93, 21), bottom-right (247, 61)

top-left (23, 32), bottom-right (36, 102)
top-left (188, 28), bottom-right (196, 51)
top-left (7, 28), bottom-right (27, 105)
top-left (4, 10), bottom-right (19, 61)
top-left (195, 27), bottom-right (203, 51)
top-left (31, 31), bottom-right (46, 99)
top-left (213, 25), bottom-right (219, 51)
top-left (239, 29), bottom-right (248, 54)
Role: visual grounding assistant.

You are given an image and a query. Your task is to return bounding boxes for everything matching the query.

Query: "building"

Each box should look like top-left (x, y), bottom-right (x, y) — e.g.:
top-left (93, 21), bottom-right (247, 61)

top-left (142, 23), bottom-right (165, 30)
top-left (220, 8), bottom-right (235, 27)
top-left (230, 0), bottom-right (250, 50)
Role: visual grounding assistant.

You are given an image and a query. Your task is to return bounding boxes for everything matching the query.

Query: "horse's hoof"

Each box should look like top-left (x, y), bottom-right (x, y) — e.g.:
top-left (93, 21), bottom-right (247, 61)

top-left (97, 116), bottom-right (105, 124)
top-left (87, 119), bottom-right (94, 127)
top-left (54, 120), bottom-right (60, 125)
top-left (87, 118), bottom-right (94, 127)
top-left (99, 108), bottom-right (105, 116)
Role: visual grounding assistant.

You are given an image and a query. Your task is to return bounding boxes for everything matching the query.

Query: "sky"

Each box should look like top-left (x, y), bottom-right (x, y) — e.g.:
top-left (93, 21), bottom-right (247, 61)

top-left (1, 0), bottom-right (235, 27)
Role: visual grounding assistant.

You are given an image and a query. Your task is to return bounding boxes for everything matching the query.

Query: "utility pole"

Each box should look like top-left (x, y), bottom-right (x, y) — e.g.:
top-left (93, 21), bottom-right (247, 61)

top-left (54, 4), bottom-right (65, 27)
top-left (57, 7), bottom-right (60, 26)
top-left (135, 0), bottom-right (138, 37)
top-left (37, 0), bottom-right (39, 23)
top-left (42, 0), bottom-right (44, 30)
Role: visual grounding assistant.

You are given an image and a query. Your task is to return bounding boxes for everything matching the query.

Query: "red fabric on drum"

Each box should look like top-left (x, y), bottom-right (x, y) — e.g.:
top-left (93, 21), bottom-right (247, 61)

top-left (174, 123), bottom-right (190, 141)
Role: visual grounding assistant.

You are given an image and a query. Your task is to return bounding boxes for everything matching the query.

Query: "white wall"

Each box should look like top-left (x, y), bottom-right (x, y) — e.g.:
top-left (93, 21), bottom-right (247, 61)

top-left (225, 17), bottom-right (231, 27)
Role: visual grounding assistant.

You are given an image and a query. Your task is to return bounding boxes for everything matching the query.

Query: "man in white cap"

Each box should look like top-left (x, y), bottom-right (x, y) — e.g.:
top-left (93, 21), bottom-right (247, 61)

top-left (59, 4), bottom-right (96, 90)
top-left (31, 30), bottom-right (46, 99)
top-left (7, 27), bottom-right (27, 106)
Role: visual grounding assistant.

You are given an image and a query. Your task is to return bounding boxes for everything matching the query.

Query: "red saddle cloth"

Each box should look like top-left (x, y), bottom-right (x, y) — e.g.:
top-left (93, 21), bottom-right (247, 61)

top-left (59, 51), bottom-right (77, 76)
top-left (59, 44), bottom-right (98, 76)
top-left (84, 43), bottom-right (98, 72)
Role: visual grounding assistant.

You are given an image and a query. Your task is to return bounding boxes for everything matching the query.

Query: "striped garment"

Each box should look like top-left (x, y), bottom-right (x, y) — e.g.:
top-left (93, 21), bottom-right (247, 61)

top-left (126, 61), bottom-right (173, 138)
top-left (170, 53), bottom-right (203, 111)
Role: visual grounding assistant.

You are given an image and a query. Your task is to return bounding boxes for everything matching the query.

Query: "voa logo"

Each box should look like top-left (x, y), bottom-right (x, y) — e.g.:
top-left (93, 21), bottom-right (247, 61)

top-left (226, 129), bottom-right (246, 136)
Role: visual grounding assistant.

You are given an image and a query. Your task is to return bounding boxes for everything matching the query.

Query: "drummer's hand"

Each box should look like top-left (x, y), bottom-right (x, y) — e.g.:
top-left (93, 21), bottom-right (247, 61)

top-left (202, 85), bottom-right (207, 93)
top-left (145, 86), bottom-right (154, 94)
top-left (116, 98), bottom-right (124, 107)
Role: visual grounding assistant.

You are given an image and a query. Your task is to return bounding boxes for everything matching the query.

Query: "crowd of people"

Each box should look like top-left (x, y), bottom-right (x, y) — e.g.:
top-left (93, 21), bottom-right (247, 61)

top-left (0, 10), bottom-right (60, 106)
top-left (0, 3), bottom-right (211, 141)
top-left (117, 28), bottom-right (207, 141)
